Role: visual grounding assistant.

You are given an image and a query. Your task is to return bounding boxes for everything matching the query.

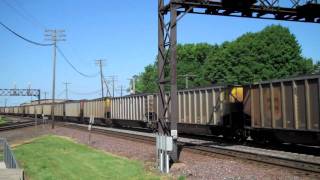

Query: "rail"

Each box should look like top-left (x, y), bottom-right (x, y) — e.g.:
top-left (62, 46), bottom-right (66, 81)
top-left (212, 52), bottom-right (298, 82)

top-left (60, 122), bottom-right (320, 174)
top-left (0, 138), bottom-right (19, 168)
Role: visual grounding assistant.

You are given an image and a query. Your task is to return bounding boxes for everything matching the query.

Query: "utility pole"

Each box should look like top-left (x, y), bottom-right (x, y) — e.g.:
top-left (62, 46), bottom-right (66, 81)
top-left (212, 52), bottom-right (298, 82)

top-left (106, 75), bottom-right (117, 97)
top-left (118, 85), bottom-right (125, 97)
top-left (128, 76), bottom-right (137, 94)
top-left (13, 82), bottom-right (17, 96)
top-left (178, 74), bottom-right (197, 89)
top-left (95, 59), bottom-right (105, 99)
top-left (45, 29), bottom-right (66, 129)
top-left (4, 99), bottom-right (7, 107)
top-left (28, 82), bottom-right (32, 102)
top-left (63, 82), bottom-right (71, 100)
top-left (43, 91), bottom-right (48, 103)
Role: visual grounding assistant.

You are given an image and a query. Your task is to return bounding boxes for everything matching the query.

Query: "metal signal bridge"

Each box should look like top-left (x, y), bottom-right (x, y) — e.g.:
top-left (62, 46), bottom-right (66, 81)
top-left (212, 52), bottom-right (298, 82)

top-left (156, 0), bottom-right (320, 169)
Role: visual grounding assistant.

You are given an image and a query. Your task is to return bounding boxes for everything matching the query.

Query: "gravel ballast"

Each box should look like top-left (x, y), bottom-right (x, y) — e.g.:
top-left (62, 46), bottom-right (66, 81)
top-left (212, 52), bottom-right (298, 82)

top-left (0, 124), bottom-right (319, 179)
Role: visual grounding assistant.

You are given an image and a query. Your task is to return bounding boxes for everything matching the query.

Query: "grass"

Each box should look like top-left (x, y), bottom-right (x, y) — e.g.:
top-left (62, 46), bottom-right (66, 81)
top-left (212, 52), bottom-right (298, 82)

top-left (0, 116), bottom-right (7, 125)
top-left (13, 135), bottom-right (161, 180)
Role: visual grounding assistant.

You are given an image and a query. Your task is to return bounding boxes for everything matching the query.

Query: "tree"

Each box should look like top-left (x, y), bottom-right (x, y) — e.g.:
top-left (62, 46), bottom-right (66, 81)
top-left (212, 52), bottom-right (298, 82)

top-left (203, 25), bottom-right (314, 84)
top-left (134, 25), bottom-right (316, 93)
top-left (135, 43), bottom-right (217, 93)
top-left (135, 64), bottom-right (158, 93)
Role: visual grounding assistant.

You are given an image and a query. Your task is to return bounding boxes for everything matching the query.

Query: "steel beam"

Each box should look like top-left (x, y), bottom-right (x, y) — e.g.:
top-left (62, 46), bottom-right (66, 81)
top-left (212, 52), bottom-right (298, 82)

top-left (161, 0), bottom-right (320, 23)
top-left (0, 89), bottom-right (41, 104)
top-left (169, 3), bottom-right (178, 162)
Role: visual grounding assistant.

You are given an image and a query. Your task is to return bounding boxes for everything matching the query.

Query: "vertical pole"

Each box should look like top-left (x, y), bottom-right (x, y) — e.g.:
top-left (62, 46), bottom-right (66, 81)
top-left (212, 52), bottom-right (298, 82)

top-left (38, 90), bottom-right (41, 105)
top-left (186, 76), bottom-right (188, 89)
top-left (63, 82), bottom-right (71, 100)
top-left (99, 60), bottom-right (104, 99)
top-left (65, 83), bottom-right (68, 100)
top-left (44, 92), bottom-right (47, 104)
top-left (157, 0), bottom-right (166, 173)
top-left (51, 30), bottom-right (56, 129)
top-left (169, 3), bottom-right (178, 162)
top-left (112, 77), bottom-right (115, 97)
top-left (158, 0), bottom-right (165, 135)
top-left (133, 77), bottom-right (136, 94)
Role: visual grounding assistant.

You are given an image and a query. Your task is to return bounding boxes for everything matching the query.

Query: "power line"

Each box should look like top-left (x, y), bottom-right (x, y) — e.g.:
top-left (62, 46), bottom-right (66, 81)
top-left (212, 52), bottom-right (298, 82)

top-left (57, 89), bottom-right (66, 98)
top-left (57, 46), bottom-right (99, 78)
top-left (11, 0), bottom-right (47, 30)
top-left (2, 0), bottom-right (45, 30)
top-left (0, 21), bottom-right (52, 46)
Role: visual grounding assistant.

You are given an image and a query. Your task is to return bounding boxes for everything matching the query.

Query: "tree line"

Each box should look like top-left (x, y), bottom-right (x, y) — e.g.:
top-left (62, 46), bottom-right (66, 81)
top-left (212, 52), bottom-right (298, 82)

top-left (133, 25), bottom-right (318, 93)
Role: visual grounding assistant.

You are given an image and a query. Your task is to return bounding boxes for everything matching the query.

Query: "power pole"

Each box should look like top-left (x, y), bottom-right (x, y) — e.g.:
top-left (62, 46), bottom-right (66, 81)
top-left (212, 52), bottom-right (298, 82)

top-left (118, 85), bottom-right (125, 97)
top-left (132, 75), bottom-right (138, 94)
top-left (95, 60), bottom-right (105, 99)
top-left (63, 82), bottom-right (71, 100)
top-left (4, 99), bottom-right (7, 107)
top-left (45, 29), bottom-right (66, 129)
top-left (178, 74), bottom-right (197, 89)
top-left (106, 75), bottom-right (117, 97)
top-left (28, 82), bottom-right (32, 102)
top-left (128, 76), bottom-right (137, 94)
top-left (43, 91), bottom-right (48, 103)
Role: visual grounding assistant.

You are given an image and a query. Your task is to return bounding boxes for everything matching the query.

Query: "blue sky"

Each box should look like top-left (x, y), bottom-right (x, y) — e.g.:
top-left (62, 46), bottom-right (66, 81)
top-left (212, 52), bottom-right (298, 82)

top-left (0, 0), bottom-right (319, 106)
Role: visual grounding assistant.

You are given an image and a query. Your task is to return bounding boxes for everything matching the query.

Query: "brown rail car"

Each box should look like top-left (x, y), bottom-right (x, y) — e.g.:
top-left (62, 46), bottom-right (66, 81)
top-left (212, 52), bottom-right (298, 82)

top-left (243, 74), bottom-right (320, 145)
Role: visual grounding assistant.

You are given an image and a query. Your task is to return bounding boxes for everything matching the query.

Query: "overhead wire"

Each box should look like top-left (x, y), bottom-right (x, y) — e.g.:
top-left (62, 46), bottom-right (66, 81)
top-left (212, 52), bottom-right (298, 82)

top-left (0, 21), bottom-right (52, 46)
top-left (57, 89), bottom-right (66, 99)
top-left (10, 0), bottom-right (47, 30)
top-left (56, 46), bottom-right (99, 78)
top-left (2, 0), bottom-right (45, 30)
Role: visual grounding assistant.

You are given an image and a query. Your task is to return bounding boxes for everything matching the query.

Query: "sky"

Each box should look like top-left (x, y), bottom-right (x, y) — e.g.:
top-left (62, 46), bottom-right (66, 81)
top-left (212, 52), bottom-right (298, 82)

top-left (0, 0), bottom-right (319, 106)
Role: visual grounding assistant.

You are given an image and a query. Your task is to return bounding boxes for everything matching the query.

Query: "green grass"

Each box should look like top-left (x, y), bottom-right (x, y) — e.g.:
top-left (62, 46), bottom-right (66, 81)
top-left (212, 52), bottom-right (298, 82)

top-left (0, 116), bottom-right (7, 125)
top-left (13, 135), bottom-right (160, 180)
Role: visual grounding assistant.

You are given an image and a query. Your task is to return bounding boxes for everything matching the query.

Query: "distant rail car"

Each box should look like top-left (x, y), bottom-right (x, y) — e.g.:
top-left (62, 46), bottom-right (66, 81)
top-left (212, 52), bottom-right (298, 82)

top-left (0, 74), bottom-right (319, 146)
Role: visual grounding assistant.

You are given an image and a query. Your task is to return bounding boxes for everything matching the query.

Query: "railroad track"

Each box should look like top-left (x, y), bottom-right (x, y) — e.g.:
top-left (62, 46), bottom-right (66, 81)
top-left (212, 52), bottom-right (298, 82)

top-left (59, 122), bottom-right (320, 174)
top-left (0, 121), bottom-right (37, 131)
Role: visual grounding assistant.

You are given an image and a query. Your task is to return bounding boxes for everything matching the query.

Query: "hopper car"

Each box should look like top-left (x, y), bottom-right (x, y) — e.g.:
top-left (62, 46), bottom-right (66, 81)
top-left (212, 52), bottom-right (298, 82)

top-left (0, 74), bottom-right (319, 146)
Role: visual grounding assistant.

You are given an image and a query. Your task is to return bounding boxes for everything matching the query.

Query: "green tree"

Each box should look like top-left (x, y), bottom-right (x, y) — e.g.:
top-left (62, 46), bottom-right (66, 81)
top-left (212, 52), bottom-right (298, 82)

top-left (135, 25), bottom-right (316, 93)
top-left (135, 43), bottom-right (217, 93)
top-left (135, 64), bottom-right (158, 93)
top-left (203, 25), bottom-right (314, 84)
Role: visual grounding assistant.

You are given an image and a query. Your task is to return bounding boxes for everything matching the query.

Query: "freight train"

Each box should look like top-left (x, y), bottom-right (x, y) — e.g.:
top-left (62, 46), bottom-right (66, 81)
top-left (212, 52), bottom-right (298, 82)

top-left (0, 74), bottom-right (319, 146)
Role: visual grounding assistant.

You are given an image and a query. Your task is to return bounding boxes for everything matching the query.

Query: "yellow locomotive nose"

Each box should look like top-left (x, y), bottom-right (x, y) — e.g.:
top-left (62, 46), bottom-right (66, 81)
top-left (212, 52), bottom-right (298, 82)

top-left (231, 87), bottom-right (243, 102)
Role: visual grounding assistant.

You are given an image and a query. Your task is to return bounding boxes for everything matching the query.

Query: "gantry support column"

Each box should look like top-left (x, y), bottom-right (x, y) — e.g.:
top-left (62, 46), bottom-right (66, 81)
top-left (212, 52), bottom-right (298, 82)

top-left (158, 0), bottom-right (165, 136)
top-left (158, 0), bottom-right (179, 164)
top-left (169, 3), bottom-right (178, 162)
